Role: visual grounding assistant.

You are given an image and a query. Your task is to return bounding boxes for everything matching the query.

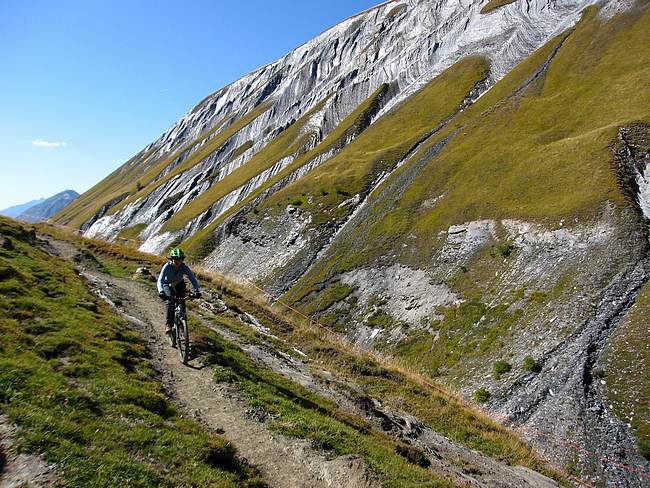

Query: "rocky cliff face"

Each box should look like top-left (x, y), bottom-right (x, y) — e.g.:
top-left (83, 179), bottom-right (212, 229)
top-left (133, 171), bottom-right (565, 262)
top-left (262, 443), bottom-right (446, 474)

top-left (56, 0), bottom-right (649, 485)
top-left (65, 0), bottom-right (605, 249)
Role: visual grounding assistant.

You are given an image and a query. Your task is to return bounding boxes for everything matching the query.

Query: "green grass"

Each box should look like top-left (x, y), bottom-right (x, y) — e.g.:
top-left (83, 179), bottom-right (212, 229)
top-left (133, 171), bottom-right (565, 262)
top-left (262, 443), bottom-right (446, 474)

top-left (401, 7), bottom-right (649, 249)
top-left (0, 217), bottom-right (263, 487)
top-left (193, 325), bottom-right (457, 488)
top-left (523, 356), bottom-right (542, 373)
top-left (480, 0), bottom-right (517, 14)
top-left (162, 97), bottom-right (332, 232)
top-left (280, 56), bottom-right (489, 304)
top-left (39, 224), bottom-right (565, 483)
top-left (56, 102), bottom-right (270, 229)
top-left (41, 223), bottom-right (167, 277)
top-left (394, 301), bottom-right (522, 379)
top-left (601, 280), bottom-right (650, 459)
top-left (38, 225), bottom-right (459, 486)
top-left (191, 295), bottom-right (562, 482)
top-left (229, 140), bottom-right (254, 162)
top-left (298, 281), bottom-right (356, 316)
top-left (493, 361), bottom-right (512, 380)
top-left (116, 223), bottom-right (147, 247)
top-left (261, 57), bottom-right (489, 224)
top-left (474, 389), bottom-right (491, 403)
top-left (183, 83), bottom-right (392, 258)
top-left (286, 6), bottom-right (650, 311)
top-left (311, 342), bottom-right (553, 471)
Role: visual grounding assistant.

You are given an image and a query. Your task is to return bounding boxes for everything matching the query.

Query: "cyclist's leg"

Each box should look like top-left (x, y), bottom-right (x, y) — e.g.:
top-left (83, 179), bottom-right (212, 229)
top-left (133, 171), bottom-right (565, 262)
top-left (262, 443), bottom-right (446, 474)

top-left (164, 284), bottom-right (174, 332)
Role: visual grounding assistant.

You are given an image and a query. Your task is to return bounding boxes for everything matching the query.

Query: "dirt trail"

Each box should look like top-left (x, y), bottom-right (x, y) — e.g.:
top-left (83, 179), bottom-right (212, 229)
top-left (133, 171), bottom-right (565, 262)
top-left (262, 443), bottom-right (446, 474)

top-left (0, 416), bottom-right (58, 488)
top-left (44, 237), bottom-right (378, 488)
top-left (41, 236), bottom-right (563, 488)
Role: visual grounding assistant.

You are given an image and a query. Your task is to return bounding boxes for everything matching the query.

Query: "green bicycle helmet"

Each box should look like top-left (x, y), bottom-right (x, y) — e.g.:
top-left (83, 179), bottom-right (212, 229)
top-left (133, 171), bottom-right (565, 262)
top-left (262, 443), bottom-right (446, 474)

top-left (168, 248), bottom-right (185, 260)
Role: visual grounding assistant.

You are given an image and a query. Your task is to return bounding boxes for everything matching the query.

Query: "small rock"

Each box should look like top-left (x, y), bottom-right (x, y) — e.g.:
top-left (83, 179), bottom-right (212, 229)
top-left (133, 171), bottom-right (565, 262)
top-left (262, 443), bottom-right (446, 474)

top-left (133, 266), bottom-right (156, 282)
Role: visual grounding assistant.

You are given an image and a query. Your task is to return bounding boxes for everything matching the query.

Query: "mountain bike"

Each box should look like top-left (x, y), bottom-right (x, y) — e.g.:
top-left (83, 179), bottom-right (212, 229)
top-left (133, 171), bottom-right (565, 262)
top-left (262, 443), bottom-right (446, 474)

top-left (165, 292), bottom-right (199, 365)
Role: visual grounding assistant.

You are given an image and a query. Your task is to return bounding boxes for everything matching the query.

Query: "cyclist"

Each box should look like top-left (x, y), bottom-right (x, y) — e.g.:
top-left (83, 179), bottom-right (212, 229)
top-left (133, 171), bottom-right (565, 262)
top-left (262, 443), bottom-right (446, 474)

top-left (157, 248), bottom-right (201, 335)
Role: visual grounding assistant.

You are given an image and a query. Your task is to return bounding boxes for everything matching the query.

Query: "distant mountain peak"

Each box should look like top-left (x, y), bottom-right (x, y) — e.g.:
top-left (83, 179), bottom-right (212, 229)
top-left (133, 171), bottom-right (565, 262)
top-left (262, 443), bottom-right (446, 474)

top-left (51, 1), bottom-right (649, 484)
top-left (17, 189), bottom-right (79, 223)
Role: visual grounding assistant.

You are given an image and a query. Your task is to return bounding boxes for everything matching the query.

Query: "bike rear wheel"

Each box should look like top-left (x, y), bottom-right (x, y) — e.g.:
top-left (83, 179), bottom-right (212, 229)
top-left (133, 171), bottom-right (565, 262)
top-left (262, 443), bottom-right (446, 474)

top-left (176, 314), bottom-right (190, 364)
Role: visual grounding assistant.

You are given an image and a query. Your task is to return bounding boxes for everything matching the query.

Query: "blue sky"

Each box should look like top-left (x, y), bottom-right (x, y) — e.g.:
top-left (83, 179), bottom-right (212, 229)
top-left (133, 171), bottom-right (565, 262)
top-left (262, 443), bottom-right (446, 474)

top-left (0, 0), bottom-right (381, 210)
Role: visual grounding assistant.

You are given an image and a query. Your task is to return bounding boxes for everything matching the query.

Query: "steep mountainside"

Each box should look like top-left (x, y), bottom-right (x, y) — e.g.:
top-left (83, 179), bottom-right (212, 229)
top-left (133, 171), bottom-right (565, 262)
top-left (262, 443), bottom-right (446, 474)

top-left (55, 1), bottom-right (649, 485)
top-left (2, 216), bottom-right (570, 487)
top-left (18, 190), bottom-right (79, 223)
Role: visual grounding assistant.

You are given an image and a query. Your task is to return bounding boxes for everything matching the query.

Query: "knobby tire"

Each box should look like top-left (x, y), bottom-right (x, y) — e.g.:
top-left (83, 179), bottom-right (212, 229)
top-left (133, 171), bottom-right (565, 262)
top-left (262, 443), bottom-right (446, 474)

top-left (176, 309), bottom-right (190, 365)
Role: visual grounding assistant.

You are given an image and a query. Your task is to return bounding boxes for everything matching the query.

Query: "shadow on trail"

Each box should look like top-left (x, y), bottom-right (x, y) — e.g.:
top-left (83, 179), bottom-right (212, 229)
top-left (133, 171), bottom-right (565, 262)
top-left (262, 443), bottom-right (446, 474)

top-left (193, 333), bottom-right (371, 435)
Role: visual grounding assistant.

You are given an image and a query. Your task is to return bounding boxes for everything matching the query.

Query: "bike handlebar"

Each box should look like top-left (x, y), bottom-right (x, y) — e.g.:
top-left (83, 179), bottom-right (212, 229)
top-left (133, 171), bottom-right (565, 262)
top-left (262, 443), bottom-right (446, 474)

top-left (165, 293), bottom-right (200, 302)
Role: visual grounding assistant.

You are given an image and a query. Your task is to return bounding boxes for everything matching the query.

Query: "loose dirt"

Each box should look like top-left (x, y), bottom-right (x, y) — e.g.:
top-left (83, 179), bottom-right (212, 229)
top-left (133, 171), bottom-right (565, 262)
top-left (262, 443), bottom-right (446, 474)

top-left (44, 236), bottom-right (378, 488)
top-left (40, 235), bottom-right (561, 487)
top-left (0, 415), bottom-right (58, 488)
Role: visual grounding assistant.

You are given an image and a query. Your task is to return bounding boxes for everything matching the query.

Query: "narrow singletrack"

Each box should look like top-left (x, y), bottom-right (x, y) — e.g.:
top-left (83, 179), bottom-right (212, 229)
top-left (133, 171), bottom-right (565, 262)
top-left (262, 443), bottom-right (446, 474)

top-left (42, 235), bottom-right (563, 488)
top-left (44, 236), bottom-right (377, 488)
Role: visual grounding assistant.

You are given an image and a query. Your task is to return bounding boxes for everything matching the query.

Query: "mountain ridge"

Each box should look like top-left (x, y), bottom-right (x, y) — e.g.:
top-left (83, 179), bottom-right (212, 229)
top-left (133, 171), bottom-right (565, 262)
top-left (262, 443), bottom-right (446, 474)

top-left (18, 190), bottom-right (79, 223)
top-left (0, 198), bottom-right (45, 218)
top-left (53, 1), bottom-right (649, 484)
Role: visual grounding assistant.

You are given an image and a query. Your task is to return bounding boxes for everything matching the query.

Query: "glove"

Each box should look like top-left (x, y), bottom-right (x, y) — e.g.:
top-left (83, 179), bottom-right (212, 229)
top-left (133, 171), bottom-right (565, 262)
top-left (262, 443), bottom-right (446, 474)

top-left (159, 291), bottom-right (168, 301)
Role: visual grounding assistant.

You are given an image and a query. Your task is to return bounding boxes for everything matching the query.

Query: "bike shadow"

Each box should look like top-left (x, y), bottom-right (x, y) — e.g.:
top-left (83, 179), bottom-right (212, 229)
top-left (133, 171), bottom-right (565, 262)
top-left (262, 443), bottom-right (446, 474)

top-left (185, 361), bottom-right (208, 371)
top-left (185, 349), bottom-right (209, 370)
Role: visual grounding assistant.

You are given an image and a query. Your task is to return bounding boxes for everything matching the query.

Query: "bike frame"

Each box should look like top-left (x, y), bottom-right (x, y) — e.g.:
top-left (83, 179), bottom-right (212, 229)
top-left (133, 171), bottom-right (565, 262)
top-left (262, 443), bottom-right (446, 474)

top-left (165, 293), bottom-right (198, 365)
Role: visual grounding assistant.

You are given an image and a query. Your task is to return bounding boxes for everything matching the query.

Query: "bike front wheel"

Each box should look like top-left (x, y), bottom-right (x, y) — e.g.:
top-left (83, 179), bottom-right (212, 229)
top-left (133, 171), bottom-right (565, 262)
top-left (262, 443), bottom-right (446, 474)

top-left (176, 315), bottom-right (190, 365)
top-left (166, 326), bottom-right (175, 347)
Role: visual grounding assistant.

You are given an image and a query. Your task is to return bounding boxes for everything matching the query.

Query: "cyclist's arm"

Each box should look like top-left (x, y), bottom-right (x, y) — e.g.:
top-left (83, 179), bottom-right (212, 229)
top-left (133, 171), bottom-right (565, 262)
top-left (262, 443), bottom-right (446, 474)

top-left (157, 263), bottom-right (170, 293)
top-left (183, 264), bottom-right (200, 291)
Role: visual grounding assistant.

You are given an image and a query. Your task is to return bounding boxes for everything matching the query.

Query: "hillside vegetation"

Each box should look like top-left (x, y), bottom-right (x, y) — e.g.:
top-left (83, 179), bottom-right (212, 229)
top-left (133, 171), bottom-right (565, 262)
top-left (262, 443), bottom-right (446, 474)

top-left (601, 281), bottom-right (650, 459)
top-left (31, 221), bottom-right (568, 486)
top-left (275, 8), bottom-right (650, 476)
top-left (288, 5), bottom-right (650, 295)
top-left (55, 103), bottom-right (270, 229)
top-left (481, 0), bottom-right (517, 14)
top-left (182, 83), bottom-right (393, 258)
top-left (43, 1), bottom-right (649, 484)
top-left (0, 217), bottom-right (263, 487)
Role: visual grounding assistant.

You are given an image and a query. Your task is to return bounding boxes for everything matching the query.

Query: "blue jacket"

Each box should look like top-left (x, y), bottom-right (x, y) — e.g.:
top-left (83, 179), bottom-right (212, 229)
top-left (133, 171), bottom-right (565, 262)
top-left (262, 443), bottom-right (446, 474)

top-left (157, 262), bottom-right (200, 293)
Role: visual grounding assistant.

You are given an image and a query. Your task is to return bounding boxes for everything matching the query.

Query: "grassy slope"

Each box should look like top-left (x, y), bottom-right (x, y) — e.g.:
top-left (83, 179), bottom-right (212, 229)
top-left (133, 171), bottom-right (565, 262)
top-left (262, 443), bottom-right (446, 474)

top-left (116, 223), bottom-right (148, 247)
top-left (286, 6), bottom-right (650, 305)
top-left (402, 5), bottom-right (649, 258)
top-left (54, 148), bottom-right (151, 227)
top-left (259, 56), bottom-right (489, 224)
top-left (162, 97), bottom-right (332, 233)
top-left (280, 55), bottom-right (490, 305)
top-left (0, 217), bottom-right (263, 487)
top-left (56, 103), bottom-right (270, 229)
top-left (37, 224), bottom-right (566, 485)
top-left (182, 83), bottom-right (392, 258)
top-left (193, 326), bottom-right (456, 488)
top-left (601, 281), bottom-right (650, 459)
top-left (181, 54), bottom-right (488, 259)
top-left (106, 103), bottom-right (272, 219)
